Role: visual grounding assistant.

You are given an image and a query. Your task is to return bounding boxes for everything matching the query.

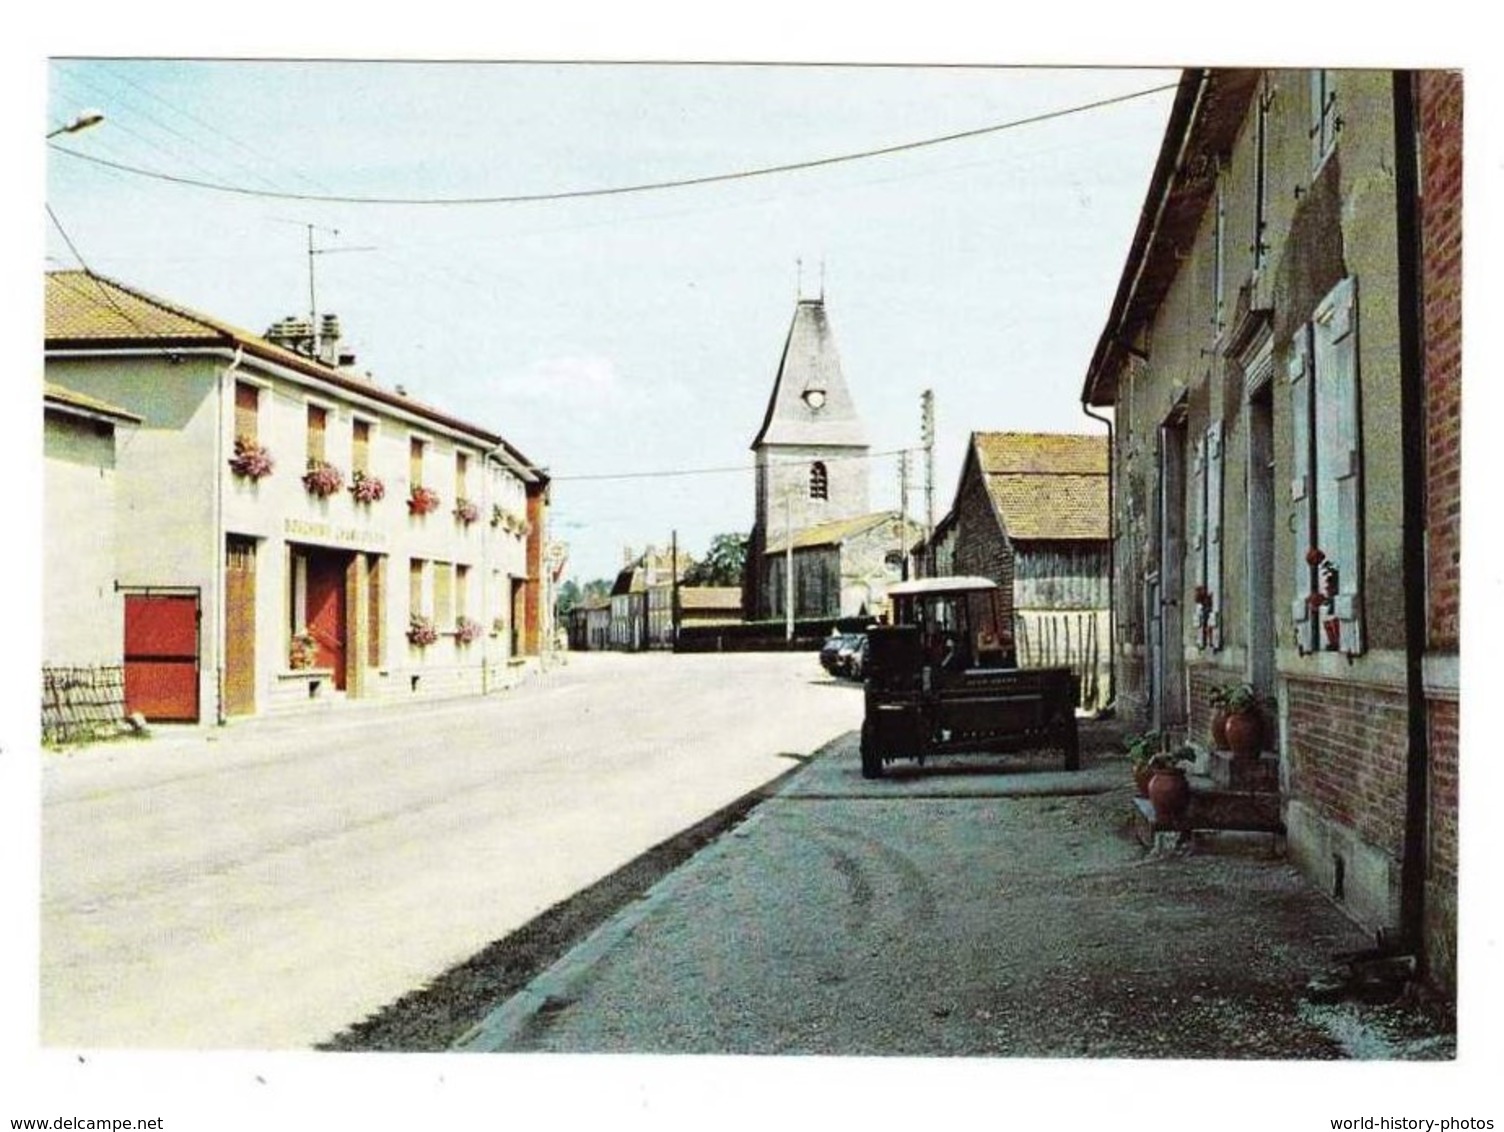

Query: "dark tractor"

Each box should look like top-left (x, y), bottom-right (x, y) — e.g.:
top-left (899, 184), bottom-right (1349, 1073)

top-left (859, 576), bottom-right (1080, 779)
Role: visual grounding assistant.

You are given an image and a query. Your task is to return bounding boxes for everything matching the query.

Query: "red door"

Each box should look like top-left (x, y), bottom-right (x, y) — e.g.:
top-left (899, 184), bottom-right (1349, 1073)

top-left (124, 594), bottom-right (200, 721)
top-left (306, 554), bottom-right (348, 690)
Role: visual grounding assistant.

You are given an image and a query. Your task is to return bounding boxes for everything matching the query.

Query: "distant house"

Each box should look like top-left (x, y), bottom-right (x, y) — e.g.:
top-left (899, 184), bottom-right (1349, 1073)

top-left (609, 546), bottom-right (689, 651)
top-left (677, 586), bottom-right (744, 627)
top-left (42, 382), bottom-right (140, 742)
top-left (763, 511), bottom-right (923, 621)
top-left (925, 431), bottom-right (1110, 708)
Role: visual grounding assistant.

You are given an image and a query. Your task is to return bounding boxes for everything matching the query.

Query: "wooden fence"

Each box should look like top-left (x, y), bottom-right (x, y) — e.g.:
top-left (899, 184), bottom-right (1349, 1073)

top-left (1013, 608), bottom-right (1110, 712)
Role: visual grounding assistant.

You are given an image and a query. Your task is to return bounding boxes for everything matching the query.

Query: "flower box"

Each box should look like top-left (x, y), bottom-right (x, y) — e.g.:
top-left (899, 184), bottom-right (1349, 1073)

top-left (302, 459), bottom-right (345, 499)
top-left (408, 485), bottom-right (442, 516)
top-left (455, 616), bottom-right (484, 644)
top-left (229, 435), bottom-right (274, 480)
top-left (350, 469), bottom-right (386, 504)
top-left (453, 497), bottom-right (480, 525)
top-left (407, 614), bottom-right (439, 647)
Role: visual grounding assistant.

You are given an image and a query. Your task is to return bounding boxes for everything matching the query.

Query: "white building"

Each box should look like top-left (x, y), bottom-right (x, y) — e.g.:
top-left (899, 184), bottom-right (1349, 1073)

top-left (44, 271), bottom-right (550, 724)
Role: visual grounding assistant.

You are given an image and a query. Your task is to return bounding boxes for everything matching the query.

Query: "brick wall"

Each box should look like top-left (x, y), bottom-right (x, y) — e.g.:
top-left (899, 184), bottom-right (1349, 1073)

top-left (1419, 69), bottom-right (1462, 998)
top-left (1420, 70), bottom-right (1462, 651)
top-left (1284, 677), bottom-right (1409, 857)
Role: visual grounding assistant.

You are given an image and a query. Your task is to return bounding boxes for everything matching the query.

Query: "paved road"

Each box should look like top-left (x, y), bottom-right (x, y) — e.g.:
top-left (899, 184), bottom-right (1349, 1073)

top-left (40, 651), bottom-right (862, 1049)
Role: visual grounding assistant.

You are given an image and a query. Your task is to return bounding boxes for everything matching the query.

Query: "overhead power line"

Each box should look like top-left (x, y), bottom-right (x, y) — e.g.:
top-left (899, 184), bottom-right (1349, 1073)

top-left (47, 82), bottom-right (1176, 207)
top-left (552, 447), bottom-right (918, 483)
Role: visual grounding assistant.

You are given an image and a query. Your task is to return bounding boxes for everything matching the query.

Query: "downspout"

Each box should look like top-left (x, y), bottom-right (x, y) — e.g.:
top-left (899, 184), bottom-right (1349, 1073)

top-left (216, 344), bottom-right (246, 725)
top-left (1081, 401), bottom-right (1116, 712)
top-left (478, 439), bottom-right (508, 695)
top-left (1392, 69), bottom-right (1430, 963)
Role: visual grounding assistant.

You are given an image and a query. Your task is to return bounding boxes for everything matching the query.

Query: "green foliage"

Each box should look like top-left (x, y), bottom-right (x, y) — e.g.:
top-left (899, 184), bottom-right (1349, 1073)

top-left (684, 532), bottom-right (747, 587)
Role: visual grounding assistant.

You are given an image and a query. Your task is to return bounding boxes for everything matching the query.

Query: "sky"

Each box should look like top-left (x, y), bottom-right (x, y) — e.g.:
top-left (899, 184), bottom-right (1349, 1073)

top-left (11, 4), bottom-right (1504, 1126)
top-left (41, 59), bottom-right (1179, 584)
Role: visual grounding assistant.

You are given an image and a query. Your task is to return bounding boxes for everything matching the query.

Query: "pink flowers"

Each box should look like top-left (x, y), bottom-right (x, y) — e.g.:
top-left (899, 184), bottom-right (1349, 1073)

top-left (453, 497), bottom-right (480, 525)
top-left (407, 614), bottom-right (439, 647)
top-left (455, 616), bottom-right (483, 644)
top-left (408, 484), bottom-right (442, 516)
top-left (302, 459), bottom-right (345, 498)
top-left (350, 469), bottom-right (386, 504)
top-left (229, 435), bottom-right (274, 480)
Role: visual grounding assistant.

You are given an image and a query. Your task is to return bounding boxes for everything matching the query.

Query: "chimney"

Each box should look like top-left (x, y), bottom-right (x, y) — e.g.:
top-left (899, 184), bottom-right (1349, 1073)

top-left (319, 314), bottom-right (341, 365)
top-left (623, 546), bottom-right (635, 566)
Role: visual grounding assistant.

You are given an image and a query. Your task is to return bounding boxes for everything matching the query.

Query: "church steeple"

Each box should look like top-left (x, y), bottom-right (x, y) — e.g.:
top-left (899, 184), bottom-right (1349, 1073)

top-left (751, 296), bottom-right (867, 451)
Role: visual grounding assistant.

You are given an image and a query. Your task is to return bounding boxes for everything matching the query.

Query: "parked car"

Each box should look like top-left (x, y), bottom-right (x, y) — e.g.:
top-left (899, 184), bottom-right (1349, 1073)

top-left (819, 631), bottom-right (867, 679)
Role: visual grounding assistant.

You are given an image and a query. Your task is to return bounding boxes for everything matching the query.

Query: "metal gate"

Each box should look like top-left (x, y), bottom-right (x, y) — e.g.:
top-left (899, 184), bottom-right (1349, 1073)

top-left (124, 592), bottom-right (200, 722)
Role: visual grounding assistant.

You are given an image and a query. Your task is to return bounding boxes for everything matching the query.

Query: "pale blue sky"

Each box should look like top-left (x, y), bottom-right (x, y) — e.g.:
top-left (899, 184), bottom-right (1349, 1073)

top-left (44, 59), bottom-right (1178, 582)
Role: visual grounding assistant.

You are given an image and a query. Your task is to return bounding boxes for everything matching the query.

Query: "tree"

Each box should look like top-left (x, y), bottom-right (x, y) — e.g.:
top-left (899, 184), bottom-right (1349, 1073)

top-left (555, 578), bottom-right (583, 615)
top-left (684, 532), bottom-right (747, 587)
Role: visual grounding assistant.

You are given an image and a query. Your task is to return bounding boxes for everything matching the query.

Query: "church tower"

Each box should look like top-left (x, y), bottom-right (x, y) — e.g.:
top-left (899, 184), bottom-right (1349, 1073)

top-left (745, 295), bottom-right (870, 618)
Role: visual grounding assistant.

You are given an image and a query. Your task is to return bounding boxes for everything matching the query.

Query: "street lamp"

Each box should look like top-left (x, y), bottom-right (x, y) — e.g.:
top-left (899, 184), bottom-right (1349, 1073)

top-left (47, 110), bottom-right (105, 139)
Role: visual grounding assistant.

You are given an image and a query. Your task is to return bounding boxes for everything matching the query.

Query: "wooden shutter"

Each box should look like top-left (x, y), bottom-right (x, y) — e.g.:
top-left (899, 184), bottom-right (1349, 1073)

top-left (1190, 433), bottom-right (1207, 649)
top-left (353, 419), bottom-right (371, 474)
top-left (456, 564), bottom-right (469, 619)
top-left (1288, 329), bottom-right (1316, 651)
top-left (234, 382), bottom-right (259, 442)
top-left (1314, 276), bottom-right (1364, 654)
top-left (410, 437), bottom-right (425, 487)
top-left (307, 404), bottom-right (327, 463)
top-left (409, 558), bottom-right (425, 617)
top-left (1205, 420), bottom-right (1224, 651)
top-left (434, 562), bottom-right (454, 626)
top-left (456, 452), bottom-right (469, 500)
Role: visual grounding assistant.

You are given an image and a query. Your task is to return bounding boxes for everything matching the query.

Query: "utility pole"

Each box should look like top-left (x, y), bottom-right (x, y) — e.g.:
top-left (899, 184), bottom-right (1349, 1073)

top-left (899, 449), bottom-right (911, 580)
top-left (785, 490), bottom-right (796, 642)
top-left (921, 389), bottom-right (936, 576)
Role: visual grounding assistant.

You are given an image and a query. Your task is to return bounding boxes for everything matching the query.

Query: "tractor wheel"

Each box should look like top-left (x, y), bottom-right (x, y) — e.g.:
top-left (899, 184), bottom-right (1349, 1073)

top-left (860, 723), bottom-right (885, 779)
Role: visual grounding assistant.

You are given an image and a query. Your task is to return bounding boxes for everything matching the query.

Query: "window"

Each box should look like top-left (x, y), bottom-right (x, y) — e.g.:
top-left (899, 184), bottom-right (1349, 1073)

top-left (434, 562), bottom-right (454, 627)
top-left (307, 404), bottom-right (328, 464)
top-left (1289, 276), bottom-right (1363, 655)
top-left (352, 419), bottom-right (372, 474)
top-left (410, 436), bottom-right (426, 487)
top-left (1212, 174), bottom-right (1227, 337)
top-left (1309, 69), bottom-right (1340, 170)
top-left (1253, 82), bottom-right (1271, 274)
top-left (456, 563), bottom-right (470, 620)
top-left (409, 558), bottom-right (426, 617)
top-left (809, 461), bottom-right (829, 500)
top-left (1192, 420), bottom-right (1225, 651)
top-left (234, 381), bottom-right (260, 442)
top-left (455, 452), bottom-right (469, 500)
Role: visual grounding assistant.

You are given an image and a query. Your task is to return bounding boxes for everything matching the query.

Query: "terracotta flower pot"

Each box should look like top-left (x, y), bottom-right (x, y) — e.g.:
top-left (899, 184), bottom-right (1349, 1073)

top-left (1225, 710), bottom-right (1262, 760)
top-left (1133, 763), bottom-right (1154, 797)
top-left (1147, 767), bottom-right (1190, 821)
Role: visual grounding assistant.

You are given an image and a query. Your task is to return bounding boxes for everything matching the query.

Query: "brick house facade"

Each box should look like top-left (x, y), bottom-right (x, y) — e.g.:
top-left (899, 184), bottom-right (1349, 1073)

top-left (1081, 70), bottom-right (1460, 995)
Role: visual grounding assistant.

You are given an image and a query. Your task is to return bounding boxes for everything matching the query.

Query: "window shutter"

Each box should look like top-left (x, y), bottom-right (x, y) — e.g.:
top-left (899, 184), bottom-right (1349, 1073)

top-left (1205, 420), bottom-right (1224, 651)
top-left (234, 382), bottom-right (259, 442)
top-left (1191, 433), bottom-right (1207, 649)
top-left (1288, 331), bottom-right (1316, 650)
top-left (1315, 276), bottom-right (1363, 655)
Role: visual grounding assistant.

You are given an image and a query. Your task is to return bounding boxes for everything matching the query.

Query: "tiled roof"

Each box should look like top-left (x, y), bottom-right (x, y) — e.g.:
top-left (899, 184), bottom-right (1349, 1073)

top-left (43, 381), bottom-right (141, 423)
top-left (765, 510), bottom-right (922, 554)
top-left (969, 432), bottom-right (1108, 542)
top-left (751, 298), bottom-right (868, 451)
top-left (43, 271), bottom-right (547, 481)
top-left (678, 587), bottom-right (742, 611)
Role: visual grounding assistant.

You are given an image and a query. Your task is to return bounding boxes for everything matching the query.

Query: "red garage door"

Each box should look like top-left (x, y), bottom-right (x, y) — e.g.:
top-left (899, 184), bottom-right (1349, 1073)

top-left (124, 594), bottom-right (200, 722)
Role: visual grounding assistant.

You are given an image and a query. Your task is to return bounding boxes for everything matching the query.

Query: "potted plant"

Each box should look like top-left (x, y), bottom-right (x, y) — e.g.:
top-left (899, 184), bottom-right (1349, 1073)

top-left (1224, 682), bottom-right (1263, 760)
top-left (350, 468), bottom-right (386, 504)
top-left (408, 484), bottom-right (441, 516)
top-left (229, 435), bottom-right (274, 480)
top-left (302, 458), bottom-right (344, 499)
top-left (1126, 731), bottom-right (1163, 797)
top-left (453, 497), bottom-right (480, 525)
top-left (288, 629), bottom-right (319, 670)
top-left (455, 615), bottom-right (483, 644)
top-left (1146, 745), bottom-right (1196, 821)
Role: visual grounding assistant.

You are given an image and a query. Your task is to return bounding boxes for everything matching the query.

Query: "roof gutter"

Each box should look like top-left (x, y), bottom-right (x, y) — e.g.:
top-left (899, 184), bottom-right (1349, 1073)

top-left (1083, 70), bottom-right (1212, 406)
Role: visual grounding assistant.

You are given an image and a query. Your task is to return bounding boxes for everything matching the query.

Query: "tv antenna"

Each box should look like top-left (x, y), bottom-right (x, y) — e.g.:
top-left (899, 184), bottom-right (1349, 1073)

top-left (272, 219), bottom-right (375, 354)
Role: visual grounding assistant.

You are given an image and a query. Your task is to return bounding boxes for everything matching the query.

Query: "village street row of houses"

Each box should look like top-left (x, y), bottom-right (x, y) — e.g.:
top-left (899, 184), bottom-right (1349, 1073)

top-left (43, 272), bottom-right (551, 736)
top-left (39, 67), bottom-right (1462, 1001)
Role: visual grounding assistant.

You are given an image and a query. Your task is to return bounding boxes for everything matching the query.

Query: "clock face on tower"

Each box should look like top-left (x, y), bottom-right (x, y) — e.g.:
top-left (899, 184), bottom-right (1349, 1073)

top-left (803, 389), bottom-right (826, 410)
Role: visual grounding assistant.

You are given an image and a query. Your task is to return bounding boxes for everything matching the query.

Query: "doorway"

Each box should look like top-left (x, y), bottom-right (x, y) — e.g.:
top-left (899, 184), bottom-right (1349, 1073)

top-left (1247, 374), bottom-right (1277, 699)
top-left (224, 536), bottom-right (257, 716)
top-left (1155, 411), bottom-right (1189, 735)
top-left (295, 547), bottom-right (353, 690)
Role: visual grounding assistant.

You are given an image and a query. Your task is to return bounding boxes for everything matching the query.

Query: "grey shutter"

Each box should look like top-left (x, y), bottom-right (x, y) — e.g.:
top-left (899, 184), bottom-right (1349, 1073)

top-left (1288, 331), bottom-right (1316, 652)
top-left (1314, 276), bottom-right (1363, 655)
top-left (1191, 433), bottom-right (1207, 649)
top-left (1205, 420), bottom-right (1225, 651)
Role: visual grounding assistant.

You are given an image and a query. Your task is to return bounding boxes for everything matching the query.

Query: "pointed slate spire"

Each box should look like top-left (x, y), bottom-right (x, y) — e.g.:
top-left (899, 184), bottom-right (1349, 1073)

top-left (751, 297), bottom-right (868, 450)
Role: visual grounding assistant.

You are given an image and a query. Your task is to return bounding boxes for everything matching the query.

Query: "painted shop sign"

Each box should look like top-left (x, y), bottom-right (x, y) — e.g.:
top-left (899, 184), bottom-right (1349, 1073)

top-left (284, 518), bottom-right (387, 547)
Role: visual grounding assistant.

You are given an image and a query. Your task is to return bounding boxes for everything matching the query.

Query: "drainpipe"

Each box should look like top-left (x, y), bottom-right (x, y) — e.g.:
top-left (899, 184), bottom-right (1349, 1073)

top-left (1392, 69), bottom-right (1430, 964)
top-left (1081, 401), bottom-right (1116, 712)
top-left (479, 439), bottom-right (508, 695)
top-left (215, 345), bottom-right (247, 725)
